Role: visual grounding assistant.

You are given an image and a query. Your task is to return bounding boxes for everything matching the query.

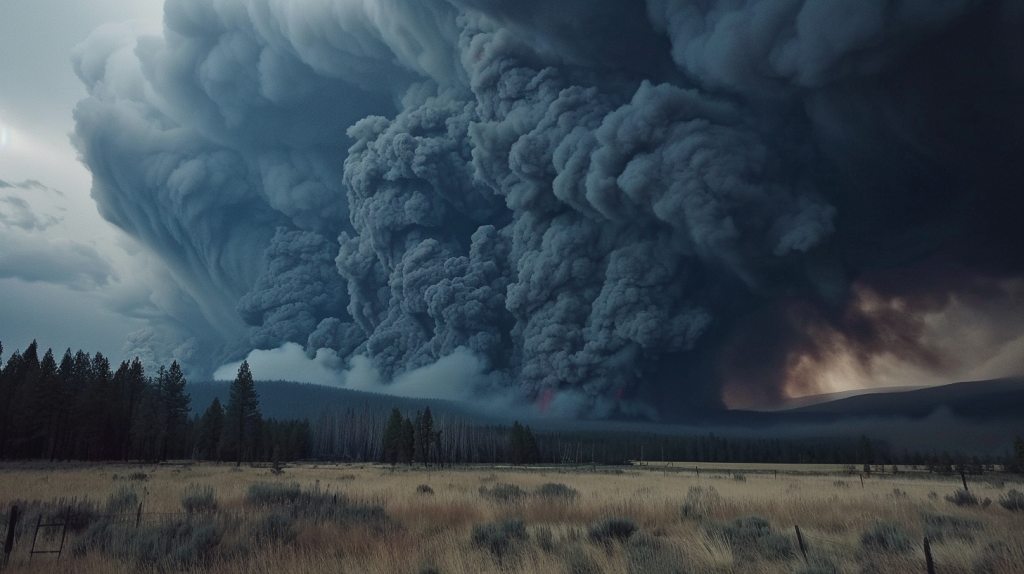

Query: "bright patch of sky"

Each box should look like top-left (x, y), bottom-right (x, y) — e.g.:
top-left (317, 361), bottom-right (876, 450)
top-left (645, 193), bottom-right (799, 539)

top-left (0, 0), bottom-right (163, 360)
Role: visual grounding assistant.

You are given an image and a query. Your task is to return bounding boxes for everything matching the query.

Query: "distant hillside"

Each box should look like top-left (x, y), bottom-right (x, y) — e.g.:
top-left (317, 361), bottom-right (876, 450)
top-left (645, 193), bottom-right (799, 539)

top-left (186, 380), bottom-right (483, 421)
top-left (785, 377), bottom-right (1024, 420)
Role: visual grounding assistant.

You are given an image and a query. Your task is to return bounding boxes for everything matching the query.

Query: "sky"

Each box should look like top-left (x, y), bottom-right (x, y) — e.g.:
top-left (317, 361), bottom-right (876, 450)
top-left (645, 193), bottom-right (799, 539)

top-left (0, 0), bottom-right (164, 359)
top-left (1, 0), bottom-right (1022, 419)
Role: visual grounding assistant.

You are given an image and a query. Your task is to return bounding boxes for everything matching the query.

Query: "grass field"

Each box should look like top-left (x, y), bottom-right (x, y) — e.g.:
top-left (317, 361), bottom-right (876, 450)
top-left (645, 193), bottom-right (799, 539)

top-left (1, 461), bottom-right (1022, 573)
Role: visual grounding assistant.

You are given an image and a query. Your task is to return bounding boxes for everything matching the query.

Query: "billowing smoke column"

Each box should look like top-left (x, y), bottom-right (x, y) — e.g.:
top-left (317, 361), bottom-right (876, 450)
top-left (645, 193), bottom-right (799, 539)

top-left (72, 0), bottom-right (1024, 416)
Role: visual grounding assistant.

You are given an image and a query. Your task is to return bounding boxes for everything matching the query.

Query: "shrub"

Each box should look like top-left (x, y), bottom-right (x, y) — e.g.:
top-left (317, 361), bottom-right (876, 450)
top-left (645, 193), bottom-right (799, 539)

top-left (626, 534), bottom-right (685, 574)
top-left (732, 472), bottom-right (747, 482)
top-left (703, 516), bottom-right (794, 561)
top-left (921, 512), bottom-right (982, 543)
top-left (479, 483), bottom-right (526, 503)
top-left (588, 517), bottom-right (637, 544)
top-left (973, 541), bottom-right (1012, 574)
top-left (998, 489), bottom-right (1024, 511)
top-left (246, 482), bottom-right (301, 506)
top-left (681, 485), bottom-right (721, 519)
top-left (250, 512), bottom-right (297, 544)
top-left (295, 491), bottom-right (387, 527)
top-left (53, 497), bottom-right (100, 533)
top-left (246, 483), bottom-right (387, 527)
top-left (535, 526), bottom-right (554, 552)
top-left (181, 484), bottom-right (217, 515)
top-left (105, 486), bottom-right (139, 515)
top-left (416, 484), bottom-right (435, 495)
top-left (470, 518), bottom-right (528, 557)
top-left (860, 522), bottom-right (912, 554)
top-left (945, 488), bottom-right (978, 507)
top-left (535, 483), bottom-right (579, 501)
top-left (563, 545), bottom-right (600, 574)
top-left (128, 472), bottom-right (149, 481)
top-left (72, 517), bottom-right (221, 568)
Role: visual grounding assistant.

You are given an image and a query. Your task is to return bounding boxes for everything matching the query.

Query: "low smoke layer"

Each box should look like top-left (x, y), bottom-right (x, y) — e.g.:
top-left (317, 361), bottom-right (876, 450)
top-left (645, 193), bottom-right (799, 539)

top-left (73, 0), bottom-right (1024, 417)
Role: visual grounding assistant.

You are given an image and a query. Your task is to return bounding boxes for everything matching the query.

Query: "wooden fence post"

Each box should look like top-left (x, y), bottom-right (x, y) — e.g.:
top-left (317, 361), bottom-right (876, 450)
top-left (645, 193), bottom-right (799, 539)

top-left (135, 503), bottom-right (143, 529)
top-left (3, 505), bottom-right (18, 568)
top-left (960, 469), bottom-right (969, 491)
top-left (794, 525), bottom-right (808, 563)
top-left (924, 537), bottom-right (936, 574)
top-left (28, 516), bottom-right (41, 563)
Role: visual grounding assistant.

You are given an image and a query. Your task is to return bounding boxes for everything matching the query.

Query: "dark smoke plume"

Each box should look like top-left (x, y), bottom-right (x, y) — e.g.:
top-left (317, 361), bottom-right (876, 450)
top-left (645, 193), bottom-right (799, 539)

top-left (72, 0), bottom-right (1024, 417)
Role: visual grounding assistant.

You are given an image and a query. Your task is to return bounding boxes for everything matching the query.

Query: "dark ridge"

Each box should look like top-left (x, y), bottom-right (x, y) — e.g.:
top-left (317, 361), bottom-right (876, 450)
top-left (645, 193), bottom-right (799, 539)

top-left (186, 380), bottom-right (482, 421)
top-left (785, 377), bottom-right (1024, 420)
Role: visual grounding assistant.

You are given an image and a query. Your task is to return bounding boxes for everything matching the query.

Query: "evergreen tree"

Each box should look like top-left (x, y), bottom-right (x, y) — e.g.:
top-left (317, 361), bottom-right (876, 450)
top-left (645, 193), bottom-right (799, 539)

top-left (27, 348), bottom-right (59, 458)
top-left (510, 421), bottom-right (526, 465)
top-left (401, 416), bottom-right (415, 465)
top-left (2, 342), bottom-right (40, 458)
top-left (416, 407), bottom-right (434, 465)
top-left (196, 397), bottom-right (225, 460)
top-left (114, 358), bottom-right (148, 460)
top-left (523, 425), bottom-right (540, 464)
top-left (383, 408), bottom-right (403, 465)
top-left (224, 361), bottom-right (260, 466)
top-left (86, 353), bottom-right (115, 459)
top-left (132, 377), bottom-right (162, 461)
top-left (161, 361), bottom-right (190, 459)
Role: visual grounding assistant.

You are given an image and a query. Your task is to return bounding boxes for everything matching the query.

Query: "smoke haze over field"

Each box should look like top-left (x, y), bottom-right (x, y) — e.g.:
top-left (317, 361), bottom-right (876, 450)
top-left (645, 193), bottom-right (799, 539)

top-left (69, 0), bottom-right (1024, 417)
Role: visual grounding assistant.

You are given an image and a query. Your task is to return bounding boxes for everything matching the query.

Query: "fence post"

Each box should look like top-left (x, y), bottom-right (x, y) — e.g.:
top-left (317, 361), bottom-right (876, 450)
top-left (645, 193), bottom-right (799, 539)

top-left (960, 469), bottom-right (969, 491)
top-left (794, 525), bottom-right (808, 563)
top-left (860, 474), bottom-right (864, 487)
top-left (3, 505), bottom-right (18, 568)
top-left (135, 502), bottom-right (143, 529)
top-left (924, 537), bottom-right (935, 574)
top-left (56, 509), bottom-right (69, 561)
top-left (28, 516), bottom-right (41, 563)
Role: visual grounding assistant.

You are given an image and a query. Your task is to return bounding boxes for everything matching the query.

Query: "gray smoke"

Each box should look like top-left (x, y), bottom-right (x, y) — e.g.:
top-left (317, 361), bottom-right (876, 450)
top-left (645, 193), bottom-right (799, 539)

top-left (73, 0), bottom-right (1024, 415)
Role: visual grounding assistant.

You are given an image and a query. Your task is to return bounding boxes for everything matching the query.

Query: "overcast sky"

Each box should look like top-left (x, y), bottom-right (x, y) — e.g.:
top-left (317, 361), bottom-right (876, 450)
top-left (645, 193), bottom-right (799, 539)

top-left (1, 0), bottom-right (1021, 415)
top-left (0, 0), bottom-right (164, 359)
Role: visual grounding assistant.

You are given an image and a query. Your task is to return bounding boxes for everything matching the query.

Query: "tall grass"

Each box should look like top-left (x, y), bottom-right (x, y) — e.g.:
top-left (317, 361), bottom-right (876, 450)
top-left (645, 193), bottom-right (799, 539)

top-left (0, 462), bottom-right (1022, 573)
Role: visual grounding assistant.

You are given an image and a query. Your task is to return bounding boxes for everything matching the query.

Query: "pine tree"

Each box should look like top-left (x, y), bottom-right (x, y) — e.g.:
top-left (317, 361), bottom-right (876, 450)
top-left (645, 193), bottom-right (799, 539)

top-left (197, 397), bottom-right (225, 460)
top-left (401, 416), bottom-right (415, 465)
top-left (86, 353), bottom-right (115, 459)
top-left (510, 421), bottom-right (526, 465)
top-left (524, 425), bottom-right (540, 464)
top-left (423, 407), bottom-right (434, 465)
top-left (224, 361), bottom-right (260, 466)
top-left (383, 408), bottom-right (403, 465)
top-left (27, 348), bottom-right (59, 458)
top-left (161, 361), bottom-right (190, 460)
top-left (114, 358), bottom-right (147, 460)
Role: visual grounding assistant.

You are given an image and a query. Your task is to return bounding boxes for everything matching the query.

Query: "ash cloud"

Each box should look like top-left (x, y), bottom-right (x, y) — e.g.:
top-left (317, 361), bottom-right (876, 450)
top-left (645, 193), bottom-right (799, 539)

top-left (73, 0), bottom-right (1024, 417)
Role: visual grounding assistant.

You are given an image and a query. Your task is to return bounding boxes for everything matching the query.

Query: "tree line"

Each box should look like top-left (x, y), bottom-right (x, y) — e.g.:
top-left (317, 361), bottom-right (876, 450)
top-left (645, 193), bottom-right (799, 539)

top-left (0, 340), bottom-right (309, 463)
top-left (315, 406), bottom-right (1024, 470)
top-left (4, 339), bottom-right (1023, 471)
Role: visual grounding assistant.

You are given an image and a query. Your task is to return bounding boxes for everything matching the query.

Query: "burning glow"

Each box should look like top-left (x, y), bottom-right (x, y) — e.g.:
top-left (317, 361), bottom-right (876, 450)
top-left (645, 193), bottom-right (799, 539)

top-left (784, 280), bottom-right (1024, 401)
top-left (722, 277), bottom-right (1024, 410)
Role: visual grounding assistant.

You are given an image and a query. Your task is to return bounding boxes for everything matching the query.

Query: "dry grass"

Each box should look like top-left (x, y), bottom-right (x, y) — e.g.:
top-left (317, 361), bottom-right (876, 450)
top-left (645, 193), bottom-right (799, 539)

top-left (0, 461), bottom-right (1022, 573)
